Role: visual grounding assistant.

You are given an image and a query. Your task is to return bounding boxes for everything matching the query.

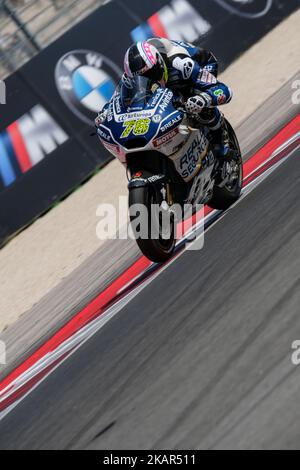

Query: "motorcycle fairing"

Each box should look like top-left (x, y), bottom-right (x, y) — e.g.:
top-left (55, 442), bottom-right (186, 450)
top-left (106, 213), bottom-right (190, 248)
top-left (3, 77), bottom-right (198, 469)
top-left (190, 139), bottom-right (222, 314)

top-left (170, 131), bottom-right (210, 183)
top-left (98, 84), bottom-right (185, 152)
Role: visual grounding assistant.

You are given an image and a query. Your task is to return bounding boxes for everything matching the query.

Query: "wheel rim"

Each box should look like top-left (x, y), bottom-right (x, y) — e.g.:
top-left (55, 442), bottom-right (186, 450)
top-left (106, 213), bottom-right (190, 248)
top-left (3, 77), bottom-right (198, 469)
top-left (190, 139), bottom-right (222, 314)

top-left (224, 124), bottom-right (243, 192)
top-left (224, 158), bottom-right (243, 192)
top-left (150, 192), bottom-right (175, 253)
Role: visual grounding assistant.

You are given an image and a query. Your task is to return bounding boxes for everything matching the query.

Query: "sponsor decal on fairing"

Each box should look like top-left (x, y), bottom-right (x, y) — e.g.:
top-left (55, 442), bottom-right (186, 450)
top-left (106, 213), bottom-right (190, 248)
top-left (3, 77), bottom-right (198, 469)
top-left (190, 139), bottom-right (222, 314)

top-left (159, 114), bottom-right (182, 134)
top-left (153, 128), bottom-right (179, 148)
top-left (115, 111), bottom-right (154, 123)
top-left (177, 132), bottom-right (209, 181)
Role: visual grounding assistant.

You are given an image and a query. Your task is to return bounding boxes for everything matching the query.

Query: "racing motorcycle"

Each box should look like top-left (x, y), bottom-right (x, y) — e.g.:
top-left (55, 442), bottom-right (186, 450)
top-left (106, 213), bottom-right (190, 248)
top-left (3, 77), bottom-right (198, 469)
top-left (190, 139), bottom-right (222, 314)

top-left (97, 76), bottom-right (243, 263)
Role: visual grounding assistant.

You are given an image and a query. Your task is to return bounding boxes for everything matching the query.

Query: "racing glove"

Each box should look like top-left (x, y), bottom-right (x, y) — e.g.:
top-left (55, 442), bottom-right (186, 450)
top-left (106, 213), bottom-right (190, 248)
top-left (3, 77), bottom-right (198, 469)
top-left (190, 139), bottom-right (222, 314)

top-left (186, 93), bottom-right (212, 115)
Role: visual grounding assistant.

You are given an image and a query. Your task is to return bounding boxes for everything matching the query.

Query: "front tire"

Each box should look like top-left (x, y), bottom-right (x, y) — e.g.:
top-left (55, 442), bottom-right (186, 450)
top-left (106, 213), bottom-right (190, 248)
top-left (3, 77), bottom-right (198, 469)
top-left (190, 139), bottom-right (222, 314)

top-left (129, 186), bottom-right (176, 263)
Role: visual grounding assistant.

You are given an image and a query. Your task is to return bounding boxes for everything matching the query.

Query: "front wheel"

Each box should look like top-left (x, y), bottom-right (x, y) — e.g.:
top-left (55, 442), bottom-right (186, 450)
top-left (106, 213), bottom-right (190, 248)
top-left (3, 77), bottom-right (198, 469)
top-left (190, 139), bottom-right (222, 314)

top-left (209, 120), bottom-right (243, 211)
top-left (129, 185), bottom-right (176, 263)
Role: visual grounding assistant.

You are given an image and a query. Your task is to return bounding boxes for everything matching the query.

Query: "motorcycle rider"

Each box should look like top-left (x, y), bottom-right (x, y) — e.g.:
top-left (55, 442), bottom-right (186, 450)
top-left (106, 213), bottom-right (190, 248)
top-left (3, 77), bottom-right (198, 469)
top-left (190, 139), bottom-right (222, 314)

top-left (97, 38), bottom-right (233, 159)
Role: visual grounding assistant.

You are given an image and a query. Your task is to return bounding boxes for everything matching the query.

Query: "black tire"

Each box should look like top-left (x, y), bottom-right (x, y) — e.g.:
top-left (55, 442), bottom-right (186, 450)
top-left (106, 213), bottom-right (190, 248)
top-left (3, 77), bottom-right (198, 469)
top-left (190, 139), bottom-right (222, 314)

top-left (209, 120), bottom-right (243, 211)
top-left (129, 185), bottom-right (176, 263)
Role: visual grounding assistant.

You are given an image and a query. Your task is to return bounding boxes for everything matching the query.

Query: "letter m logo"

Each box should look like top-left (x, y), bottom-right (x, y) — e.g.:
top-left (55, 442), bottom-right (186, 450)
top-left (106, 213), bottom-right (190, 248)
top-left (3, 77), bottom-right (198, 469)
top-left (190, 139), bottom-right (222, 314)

top-left (0, 80), bottom-right (6, 104)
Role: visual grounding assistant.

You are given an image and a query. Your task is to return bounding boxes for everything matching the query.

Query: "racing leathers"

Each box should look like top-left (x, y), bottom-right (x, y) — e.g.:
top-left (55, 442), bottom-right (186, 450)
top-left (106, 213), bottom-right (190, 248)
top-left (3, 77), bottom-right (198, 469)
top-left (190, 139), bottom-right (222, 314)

top-left (146, 37), bottom-right (232, 158)
top-left (95, 38), bottom-right (232, 158)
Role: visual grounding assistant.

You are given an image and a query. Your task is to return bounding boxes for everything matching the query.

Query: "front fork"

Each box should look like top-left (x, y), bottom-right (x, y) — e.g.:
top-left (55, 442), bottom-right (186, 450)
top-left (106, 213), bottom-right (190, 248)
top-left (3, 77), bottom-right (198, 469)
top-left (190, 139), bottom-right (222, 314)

top-left (127, 153), bottom-right (175, 208)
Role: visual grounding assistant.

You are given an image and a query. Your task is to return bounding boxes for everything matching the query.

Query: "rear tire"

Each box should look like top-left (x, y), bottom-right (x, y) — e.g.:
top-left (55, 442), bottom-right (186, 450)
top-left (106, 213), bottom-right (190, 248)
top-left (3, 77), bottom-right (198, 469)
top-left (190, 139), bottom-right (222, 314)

top-left (209, 120), bottom-right (243, 211)
top-left (129, 186), bottom-right (176, 263)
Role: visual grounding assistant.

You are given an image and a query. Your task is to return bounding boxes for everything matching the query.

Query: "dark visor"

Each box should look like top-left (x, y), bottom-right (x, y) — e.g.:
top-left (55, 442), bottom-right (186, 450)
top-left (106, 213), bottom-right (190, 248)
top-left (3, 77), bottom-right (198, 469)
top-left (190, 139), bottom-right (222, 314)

top-left (143, 62), bottom-right (164, 82)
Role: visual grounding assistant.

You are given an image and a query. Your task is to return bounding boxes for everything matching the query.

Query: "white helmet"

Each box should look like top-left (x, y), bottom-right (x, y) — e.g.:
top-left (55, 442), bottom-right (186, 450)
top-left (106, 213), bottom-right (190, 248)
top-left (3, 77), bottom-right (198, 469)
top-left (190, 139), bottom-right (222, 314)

top-left (124, 41), bottom-right (167, 83)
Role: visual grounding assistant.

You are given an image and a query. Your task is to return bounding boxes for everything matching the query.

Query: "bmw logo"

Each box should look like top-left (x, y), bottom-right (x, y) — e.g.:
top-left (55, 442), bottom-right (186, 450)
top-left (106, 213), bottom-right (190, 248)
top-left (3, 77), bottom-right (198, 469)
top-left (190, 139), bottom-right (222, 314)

top-left (55, 50), bottom-right (122, 126)
top-left (213, 0), bottom-right (273, 19)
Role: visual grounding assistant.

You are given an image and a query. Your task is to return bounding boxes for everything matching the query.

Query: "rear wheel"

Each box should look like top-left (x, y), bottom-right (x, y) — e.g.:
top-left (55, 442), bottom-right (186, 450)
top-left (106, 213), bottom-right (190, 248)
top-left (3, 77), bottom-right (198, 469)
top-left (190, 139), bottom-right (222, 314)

top-left (129, 185), bottom-right (176, 263)
top-left (209, 120), bottom-right (243, 211)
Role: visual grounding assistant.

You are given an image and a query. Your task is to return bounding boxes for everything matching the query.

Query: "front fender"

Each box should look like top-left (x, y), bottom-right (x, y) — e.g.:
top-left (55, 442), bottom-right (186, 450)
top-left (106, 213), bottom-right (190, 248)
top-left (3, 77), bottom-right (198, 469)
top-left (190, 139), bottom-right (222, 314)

top-left (128, 173), bottom-right (168, 190)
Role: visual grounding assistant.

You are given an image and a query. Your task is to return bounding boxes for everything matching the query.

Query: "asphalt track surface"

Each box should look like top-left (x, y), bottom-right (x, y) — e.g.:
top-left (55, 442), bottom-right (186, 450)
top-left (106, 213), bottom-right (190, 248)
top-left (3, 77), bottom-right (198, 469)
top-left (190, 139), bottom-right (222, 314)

top-left (0, 74), bottom-right (300, 449)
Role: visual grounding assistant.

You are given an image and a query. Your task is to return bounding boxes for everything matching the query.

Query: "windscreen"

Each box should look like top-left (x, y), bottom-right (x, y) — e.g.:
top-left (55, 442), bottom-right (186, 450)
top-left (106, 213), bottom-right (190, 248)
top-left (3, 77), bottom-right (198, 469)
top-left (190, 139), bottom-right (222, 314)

top-left (119, 76), bottom-right (157, 110)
